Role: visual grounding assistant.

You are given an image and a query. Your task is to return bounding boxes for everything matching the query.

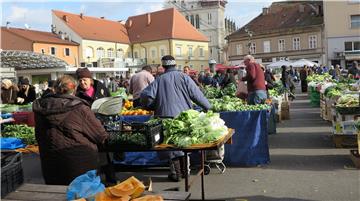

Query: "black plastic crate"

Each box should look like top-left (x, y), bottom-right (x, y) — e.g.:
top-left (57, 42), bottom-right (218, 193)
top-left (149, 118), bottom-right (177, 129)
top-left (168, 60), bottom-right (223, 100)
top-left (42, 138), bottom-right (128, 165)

top-left (106, 120), bottom-right (163, 151)
top-left (1, 152), bottom-right (24, 198)
top-left (336, 106), bottom-right (360, 115)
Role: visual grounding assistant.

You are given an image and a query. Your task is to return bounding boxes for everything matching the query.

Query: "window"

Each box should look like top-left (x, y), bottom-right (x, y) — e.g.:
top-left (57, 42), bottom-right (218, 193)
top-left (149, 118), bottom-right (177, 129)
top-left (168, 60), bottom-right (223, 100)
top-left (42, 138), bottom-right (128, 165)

top-left (190, 15), bottom-right (194, 26)
top-left (195, 15), bottom-right (200, 29)
top-left (309, 35), bottom-right (317, 49)
top-left (350, 15), bottom-right (360, 28)
top-left (50, 47), bottom-right (56, 55)
top-left (64, 48), bottom-right (70, 56)
top-left (188, 47), bottom-right (193, 57)
top-left (176, 47), bottom-right (182, 57)
top-left (128, 52), bottom-right (132, 58)
top-left (208, 13), bottom-right (212, 24)
top-left (293, 37), bottom-right (300, 50)
top-left (151, 49), bottom-right (156, 58)
top-left (134, 51), bottom-right (138, 58)
top-left (263, 41), bottom-right (270, 53)
top-left (107, 48), bottom-right (114, 58)
top-left (85, 47), bottom-right (94, 58)
top-left (160, 49), bottom-right (165, 57)
top-left (116, 49), bottom-right (124, 58)
top-left (250, 42), bottom-right (256, 54)
top-left (278, 39), bottom-right (285, 51)
top-left (345, 41), bottom-right (360, 51)
top-left (96, 47), bottom-right (105, 58)
top-left (199, 47), bottom-right (204, 57)
top-left (41, 49), bottom-right (45, 54)
top-left (236, 44), bottom-right (243, 55)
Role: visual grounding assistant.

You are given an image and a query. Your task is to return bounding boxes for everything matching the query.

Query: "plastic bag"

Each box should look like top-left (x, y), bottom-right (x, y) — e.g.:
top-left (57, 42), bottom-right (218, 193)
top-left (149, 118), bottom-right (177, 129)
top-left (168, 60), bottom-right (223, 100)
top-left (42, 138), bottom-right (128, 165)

top-left (66, 170), bottom-right (105, 201)
top-left (0, 137), bottom-right (25, 150)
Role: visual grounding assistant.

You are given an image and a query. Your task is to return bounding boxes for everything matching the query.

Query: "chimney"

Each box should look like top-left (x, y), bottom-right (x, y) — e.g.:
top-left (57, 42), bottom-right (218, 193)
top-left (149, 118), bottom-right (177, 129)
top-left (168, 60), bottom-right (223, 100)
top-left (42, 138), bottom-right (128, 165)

top-left (80, 13), bottom-right (83, 19)
top-left (299, 4), bottom-right (305, 13)
top-left (63, 15), bottom-right (68, 22)
top-left (146, 13), bottom-right (151, 26)
top-left (126, 19), bottom-right (133, 29)
top-left (262, 7), bottom-right (268, 15)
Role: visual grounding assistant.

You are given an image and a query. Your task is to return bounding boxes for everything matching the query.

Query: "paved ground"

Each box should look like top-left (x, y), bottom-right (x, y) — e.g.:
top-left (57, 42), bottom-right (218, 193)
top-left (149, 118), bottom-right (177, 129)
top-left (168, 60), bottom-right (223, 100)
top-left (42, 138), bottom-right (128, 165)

top-left (22, 88), bottom-right (359, 201)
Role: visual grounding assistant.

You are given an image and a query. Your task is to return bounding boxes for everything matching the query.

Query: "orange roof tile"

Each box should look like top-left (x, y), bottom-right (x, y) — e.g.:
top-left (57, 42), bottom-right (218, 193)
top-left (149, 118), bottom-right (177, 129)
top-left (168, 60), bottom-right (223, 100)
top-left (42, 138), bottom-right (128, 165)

top-left (1, 27), bottom-right (78, 45)
top-left (52, 10), bottom-right (130, 44)
top-left (126, 8), bottom-right (208, 43)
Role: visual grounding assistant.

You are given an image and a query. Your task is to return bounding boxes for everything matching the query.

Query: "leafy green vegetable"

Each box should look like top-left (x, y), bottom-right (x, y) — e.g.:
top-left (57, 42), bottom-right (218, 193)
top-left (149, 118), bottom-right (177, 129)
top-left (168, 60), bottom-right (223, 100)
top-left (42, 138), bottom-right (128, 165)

top-left (209, 97), bottom-right (270, 112)
top-left (2, 124), bottom-right (36, 145)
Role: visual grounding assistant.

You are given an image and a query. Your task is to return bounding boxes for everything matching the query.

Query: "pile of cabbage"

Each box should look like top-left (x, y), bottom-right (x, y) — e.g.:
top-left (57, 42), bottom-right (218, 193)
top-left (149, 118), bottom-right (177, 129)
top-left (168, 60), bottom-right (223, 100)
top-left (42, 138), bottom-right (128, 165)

top-left (162, 110), bottom-right (228, 148)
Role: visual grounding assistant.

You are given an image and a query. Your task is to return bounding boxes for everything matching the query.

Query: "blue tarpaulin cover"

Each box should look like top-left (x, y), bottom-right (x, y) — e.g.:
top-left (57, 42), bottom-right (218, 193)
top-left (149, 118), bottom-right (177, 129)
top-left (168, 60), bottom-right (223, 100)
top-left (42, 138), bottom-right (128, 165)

top-left (0, 137), bottom-right (25, 150)
top-left (221, 110), bottom-right (270, 166)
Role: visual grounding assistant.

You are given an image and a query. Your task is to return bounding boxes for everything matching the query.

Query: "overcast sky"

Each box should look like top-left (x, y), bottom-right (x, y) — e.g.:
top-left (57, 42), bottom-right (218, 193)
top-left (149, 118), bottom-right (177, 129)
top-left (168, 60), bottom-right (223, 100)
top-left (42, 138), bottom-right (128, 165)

top-left (1, 0), bottom-right (276, 32)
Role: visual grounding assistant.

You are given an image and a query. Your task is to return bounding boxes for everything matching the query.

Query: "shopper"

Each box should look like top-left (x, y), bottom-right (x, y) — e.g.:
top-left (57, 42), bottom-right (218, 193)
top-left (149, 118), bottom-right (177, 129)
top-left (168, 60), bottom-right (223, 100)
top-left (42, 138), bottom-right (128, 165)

top-left (1, 79), bottom-right (19, 104)
top-left (183, 66), bottom-right (201, 87)
top-left (33, 75), bottom-right (108, 185)
top-left (17, 78), bottom-right (36, 104)
top-left (348, 61), bottom-right (359, 79)
top-left (129, 65), bottom-right (155, 107)
top-left (140, 55), bottom-right (211, 182)
top-left (75, 67), bottom-right (110, 105)
top-left (241, 55), bottom-right (267, 104)
top-left (299, 65), bottom-right (308, 92)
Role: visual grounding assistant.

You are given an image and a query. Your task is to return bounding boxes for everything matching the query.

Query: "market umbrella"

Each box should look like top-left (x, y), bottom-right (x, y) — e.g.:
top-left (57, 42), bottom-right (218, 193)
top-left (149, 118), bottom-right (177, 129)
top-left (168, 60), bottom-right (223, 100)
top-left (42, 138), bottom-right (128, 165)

top-left (290, 59), bottom-right (319, 68)
top-left (267, 60), bottom-right (292, 69)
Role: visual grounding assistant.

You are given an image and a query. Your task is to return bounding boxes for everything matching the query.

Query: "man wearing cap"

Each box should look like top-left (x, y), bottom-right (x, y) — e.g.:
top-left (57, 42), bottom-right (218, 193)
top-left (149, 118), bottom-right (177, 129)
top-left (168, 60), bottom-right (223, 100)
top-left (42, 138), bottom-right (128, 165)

top-left (140, 55), bottom-right (211, 182)
top-left (17, 78), bottom-right (36, 104)
top-left (75, 68), bottom-right (110, 105)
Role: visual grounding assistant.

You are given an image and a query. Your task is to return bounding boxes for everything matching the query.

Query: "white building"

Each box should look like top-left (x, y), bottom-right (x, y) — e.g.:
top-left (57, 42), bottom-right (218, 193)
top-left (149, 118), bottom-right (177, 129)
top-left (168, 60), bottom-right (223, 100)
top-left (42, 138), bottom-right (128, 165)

top-left (164, 0), bottom-right (236, 64)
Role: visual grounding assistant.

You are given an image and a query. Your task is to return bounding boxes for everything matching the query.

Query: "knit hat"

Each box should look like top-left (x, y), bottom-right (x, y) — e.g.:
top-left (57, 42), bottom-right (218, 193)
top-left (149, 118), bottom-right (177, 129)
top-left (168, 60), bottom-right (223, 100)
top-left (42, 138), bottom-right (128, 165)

top-left (76, 68), bottom-right (92, 79)
top-left (19, 78), bottom-right (30, 85)
top-left (161, 55), bottom-right (176, 67)
top-left (1, 79), bottom-right (12, 88)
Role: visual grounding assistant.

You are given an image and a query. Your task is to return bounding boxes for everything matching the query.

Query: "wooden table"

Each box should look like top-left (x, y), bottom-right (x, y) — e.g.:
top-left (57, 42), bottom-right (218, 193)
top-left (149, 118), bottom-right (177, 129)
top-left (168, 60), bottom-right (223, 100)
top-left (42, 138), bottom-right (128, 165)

top-left (103, 129), bottom-right (234, 200)
top-left (3, 183), bottom-right (191, 201)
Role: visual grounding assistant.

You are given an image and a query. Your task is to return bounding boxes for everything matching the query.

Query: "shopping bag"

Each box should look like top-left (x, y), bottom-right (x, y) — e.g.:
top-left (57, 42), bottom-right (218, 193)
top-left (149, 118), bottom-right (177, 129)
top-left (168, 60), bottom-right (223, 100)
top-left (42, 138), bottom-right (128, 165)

top-left (66, 170), bottom-right (105, 201)
top-left (236, 81), bottom-right (248, 100)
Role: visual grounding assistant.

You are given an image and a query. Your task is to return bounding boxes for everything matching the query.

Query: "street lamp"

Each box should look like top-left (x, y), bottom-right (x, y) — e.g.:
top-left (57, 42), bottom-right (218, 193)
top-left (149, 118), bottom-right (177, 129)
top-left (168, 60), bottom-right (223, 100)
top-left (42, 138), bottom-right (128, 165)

top-left (245, 28), bottom-right (253, 55)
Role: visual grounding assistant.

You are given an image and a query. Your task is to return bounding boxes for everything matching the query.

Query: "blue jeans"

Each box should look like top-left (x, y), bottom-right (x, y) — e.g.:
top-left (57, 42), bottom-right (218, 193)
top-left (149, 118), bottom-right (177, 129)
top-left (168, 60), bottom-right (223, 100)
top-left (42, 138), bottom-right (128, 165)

top-left (247, 90), bottom-right (267, 105)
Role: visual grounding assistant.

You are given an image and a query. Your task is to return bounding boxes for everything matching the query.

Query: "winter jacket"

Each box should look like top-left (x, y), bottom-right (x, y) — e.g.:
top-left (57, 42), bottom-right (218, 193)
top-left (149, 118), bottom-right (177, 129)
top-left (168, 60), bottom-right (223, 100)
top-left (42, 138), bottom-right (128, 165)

top-left (1, 86), bottom-right (18, 104)
top-left (75, 79), bottom-right (110, 105)
top-left (17, 85), bottom-right (36, 104)
top-left (32, 94), bottom-right (108, 184)
top-left (140, 67), bottom-right (211, 117)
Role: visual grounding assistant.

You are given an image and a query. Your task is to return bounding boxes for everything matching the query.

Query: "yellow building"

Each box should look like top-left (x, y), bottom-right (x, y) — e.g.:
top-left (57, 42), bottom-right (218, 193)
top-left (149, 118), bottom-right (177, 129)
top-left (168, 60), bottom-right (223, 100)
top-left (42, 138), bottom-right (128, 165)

top-left (126, 8), bottom-right (209, 71)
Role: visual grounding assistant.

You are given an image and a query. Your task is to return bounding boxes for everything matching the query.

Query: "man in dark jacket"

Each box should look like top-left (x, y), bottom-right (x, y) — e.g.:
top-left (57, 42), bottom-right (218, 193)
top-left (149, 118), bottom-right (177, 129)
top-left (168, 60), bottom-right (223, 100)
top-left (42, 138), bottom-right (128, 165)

top-left (241, 55), bottom-right (267, 104)
top-left (140, 55), bottom-right (211, 181)
top-left (33, 75), bottom-right (108, 185)
top-left (75, 68), bottom-right (110, 105)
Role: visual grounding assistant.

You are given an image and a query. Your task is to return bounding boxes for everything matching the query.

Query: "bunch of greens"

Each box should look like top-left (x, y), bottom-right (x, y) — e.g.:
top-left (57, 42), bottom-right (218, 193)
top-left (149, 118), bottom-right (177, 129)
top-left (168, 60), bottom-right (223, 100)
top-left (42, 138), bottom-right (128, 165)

top-left (223, 83), bottom-right (237, 97)
top-left (336, 94), bottom-right (359, 107)
top-left (110, 87), bottom-right (128, 99)
top-left (162, 110), bottom-right (228, 148)
top-left (209, 96), bottom-right (270, 112)
top-left (203, 86), bottom-right (222, 99)
top-left (111, 132), bottom-right (147, 146)
top-left (2, 124), bottom-right (36, 145)
top-left (307, 74), bottom-right (333, 83)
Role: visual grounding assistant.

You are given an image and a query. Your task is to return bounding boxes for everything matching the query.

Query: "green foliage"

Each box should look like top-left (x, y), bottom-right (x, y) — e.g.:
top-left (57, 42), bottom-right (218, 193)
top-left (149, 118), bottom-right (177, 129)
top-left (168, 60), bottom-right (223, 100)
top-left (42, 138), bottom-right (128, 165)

top-left (2, 124), bottom-right (36, 145)
top-left (209, 97), bottom-right (270, 112)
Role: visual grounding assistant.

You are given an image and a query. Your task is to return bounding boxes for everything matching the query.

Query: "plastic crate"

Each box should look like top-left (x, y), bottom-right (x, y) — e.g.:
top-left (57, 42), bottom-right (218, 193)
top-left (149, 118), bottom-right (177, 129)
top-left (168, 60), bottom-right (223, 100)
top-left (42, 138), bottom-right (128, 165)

top-left (106, 120), bottom-right (163, 151)
top-left (1, 152), bottom-right (24, 198)
top-left (12, 112), bottom-right (35, 127)
top-left (336, 106), bottom-right (360, 115)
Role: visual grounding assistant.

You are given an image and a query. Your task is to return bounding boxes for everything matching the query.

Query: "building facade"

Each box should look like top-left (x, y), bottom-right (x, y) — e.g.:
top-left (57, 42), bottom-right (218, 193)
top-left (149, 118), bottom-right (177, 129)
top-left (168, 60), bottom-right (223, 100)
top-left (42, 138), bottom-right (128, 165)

top-left (323, 1), bottom-right (360, 68)
top-left (227, 1), bottom-right (325, 66)
top-left (165, 0), bottom-right (236, 64)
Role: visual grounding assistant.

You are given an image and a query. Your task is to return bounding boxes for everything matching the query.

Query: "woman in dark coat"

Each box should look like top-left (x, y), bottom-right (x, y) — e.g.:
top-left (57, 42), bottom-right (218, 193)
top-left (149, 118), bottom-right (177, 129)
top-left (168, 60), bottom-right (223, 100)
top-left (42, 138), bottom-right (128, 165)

top-left (74, 68), bottom-right (110, 105)
top-left (33, 75), bottom-right (108, 185)
top-left (17, 78), bottom-right (36, 104)
top-left (1, 79), bottom-right (18, 104)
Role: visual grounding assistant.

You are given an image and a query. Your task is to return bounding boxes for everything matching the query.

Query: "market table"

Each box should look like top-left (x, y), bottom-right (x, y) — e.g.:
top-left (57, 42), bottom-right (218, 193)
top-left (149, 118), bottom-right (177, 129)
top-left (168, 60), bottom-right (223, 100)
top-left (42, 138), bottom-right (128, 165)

top-left (103, 129), bottom-right (234, 201)
top-left (120, 111), bottom-right (270, 167)
top-left (3, 183), bottom-right (191, 201)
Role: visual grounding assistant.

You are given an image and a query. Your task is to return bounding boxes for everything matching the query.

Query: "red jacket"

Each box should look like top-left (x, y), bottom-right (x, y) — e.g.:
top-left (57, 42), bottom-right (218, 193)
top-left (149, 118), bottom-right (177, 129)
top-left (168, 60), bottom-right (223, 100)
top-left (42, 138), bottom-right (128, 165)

top-left (242, 62), bottom-right (266, 92)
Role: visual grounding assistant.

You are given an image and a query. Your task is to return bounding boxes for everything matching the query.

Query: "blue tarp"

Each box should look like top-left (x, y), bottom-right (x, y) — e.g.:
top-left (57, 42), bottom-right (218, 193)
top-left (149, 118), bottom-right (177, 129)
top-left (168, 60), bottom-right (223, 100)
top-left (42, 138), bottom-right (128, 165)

top-left (1, 137), bottom-right (26, 150)
top-left (221, 110), bottom-right (270, 166)
top-left (116, 111), bottom-right (270, 166)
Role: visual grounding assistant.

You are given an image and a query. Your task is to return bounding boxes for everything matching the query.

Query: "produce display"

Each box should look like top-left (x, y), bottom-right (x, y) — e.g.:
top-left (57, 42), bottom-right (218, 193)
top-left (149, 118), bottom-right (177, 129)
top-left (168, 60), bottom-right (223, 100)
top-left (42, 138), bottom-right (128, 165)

top-left (162, 110), bottom-right (228, 148)
top-left (120, 100), bottom-right (153, 116)
top-left (336, 94), bottom-right (359, 107)
top-left (307, 74), bottom-right (333, 83)
top-left (2, 124), bottom-right (36, 145)
top-left (209, 96), bottom-right (270, 112)
top-left (203, 83), bottom-right (237, 99)
top-left (110, 87), bottom-right (128, 98)
top-left (0, 104), bottom-right (33, 113)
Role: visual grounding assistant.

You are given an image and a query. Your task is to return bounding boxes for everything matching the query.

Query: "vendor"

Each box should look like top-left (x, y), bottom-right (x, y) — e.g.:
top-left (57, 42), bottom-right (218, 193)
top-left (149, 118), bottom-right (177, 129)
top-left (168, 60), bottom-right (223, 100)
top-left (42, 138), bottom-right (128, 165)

top-left (75, 67), bottom-right (110, 105)
top-left (140, 55), bottom-right (211, 182)
top-left (33, 75), bottom-right (108, 185)
top-left (17, 78), bottom-right (36, 105)
top-left (1, 79), bottom-right (19, 104)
